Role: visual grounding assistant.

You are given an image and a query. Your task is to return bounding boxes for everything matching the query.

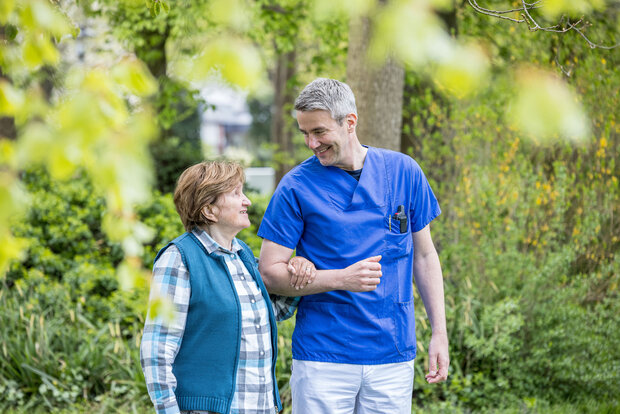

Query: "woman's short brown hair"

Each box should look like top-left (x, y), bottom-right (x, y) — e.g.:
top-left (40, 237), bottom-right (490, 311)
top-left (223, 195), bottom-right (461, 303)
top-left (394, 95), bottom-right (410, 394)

top-left (173, 161), bottom-right (245, 231)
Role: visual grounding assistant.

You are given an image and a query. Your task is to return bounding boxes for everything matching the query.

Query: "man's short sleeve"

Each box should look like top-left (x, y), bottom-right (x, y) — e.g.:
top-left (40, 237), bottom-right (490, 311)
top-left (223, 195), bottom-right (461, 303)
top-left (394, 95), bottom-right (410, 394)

top-left (409, 160), bottom-right (441, 232)
top-left (258, 179), bottom-right (304, 249)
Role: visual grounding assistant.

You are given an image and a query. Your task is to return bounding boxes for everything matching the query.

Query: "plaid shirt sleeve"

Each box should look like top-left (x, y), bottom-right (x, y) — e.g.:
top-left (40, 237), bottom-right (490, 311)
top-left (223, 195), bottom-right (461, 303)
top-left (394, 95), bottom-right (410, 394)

top-left (253, 256), bottom-right (300, 321)
top-left (140, 246), bottom-right (190, 414)
top-left (270, 294), bottom-right (299, 321)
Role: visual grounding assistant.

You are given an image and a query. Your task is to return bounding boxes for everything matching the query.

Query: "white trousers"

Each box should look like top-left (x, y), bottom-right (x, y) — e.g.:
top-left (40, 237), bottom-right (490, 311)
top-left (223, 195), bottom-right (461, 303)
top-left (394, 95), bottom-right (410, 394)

top-left (290, 359), bottom-right (415, 414)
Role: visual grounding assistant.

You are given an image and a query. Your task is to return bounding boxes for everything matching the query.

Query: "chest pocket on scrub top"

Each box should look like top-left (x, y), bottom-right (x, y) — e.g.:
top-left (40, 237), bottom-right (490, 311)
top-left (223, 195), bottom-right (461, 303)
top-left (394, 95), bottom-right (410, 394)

top-left (383, 214), bottom-right (412, 260)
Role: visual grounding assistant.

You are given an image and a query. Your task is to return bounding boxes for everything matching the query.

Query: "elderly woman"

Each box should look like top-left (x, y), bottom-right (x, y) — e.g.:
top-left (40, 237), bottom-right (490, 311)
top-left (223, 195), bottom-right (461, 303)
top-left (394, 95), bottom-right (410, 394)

top-left (140, 161), bottom-right (314, 414)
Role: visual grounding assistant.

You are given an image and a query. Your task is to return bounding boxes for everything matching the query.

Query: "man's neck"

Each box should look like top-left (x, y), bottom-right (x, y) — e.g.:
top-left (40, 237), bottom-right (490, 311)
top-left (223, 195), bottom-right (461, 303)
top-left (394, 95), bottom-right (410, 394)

top-left (339, 141), bottom-right (368, 171)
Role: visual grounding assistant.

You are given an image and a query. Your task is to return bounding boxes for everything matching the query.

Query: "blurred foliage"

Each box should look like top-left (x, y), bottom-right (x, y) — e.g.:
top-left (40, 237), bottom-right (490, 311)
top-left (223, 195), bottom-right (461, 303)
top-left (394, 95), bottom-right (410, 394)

top-left (404, 5), bottom-right (619, 410)
top-left (0, 168), bottom-right (286, 411)
top-left (0, 169), bottom-right (163, 410)
top-left (0, 0), bottom-right (158, 287)
top-left (80, 1), bottom-right (207, 192)
top-left (149, 77), bottom-right (204, 193)
top-left (1, 0), bottom-right (619, 412)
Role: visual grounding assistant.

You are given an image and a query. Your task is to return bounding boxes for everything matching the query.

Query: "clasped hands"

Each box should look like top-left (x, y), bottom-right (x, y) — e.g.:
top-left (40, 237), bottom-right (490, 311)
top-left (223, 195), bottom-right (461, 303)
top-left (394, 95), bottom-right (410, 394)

top-left (287, 255), bottom-right (383, 292)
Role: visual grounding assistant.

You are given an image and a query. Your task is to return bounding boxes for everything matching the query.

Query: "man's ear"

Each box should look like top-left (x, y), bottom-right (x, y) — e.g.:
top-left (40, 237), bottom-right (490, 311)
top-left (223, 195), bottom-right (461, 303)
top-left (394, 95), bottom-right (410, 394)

top-left (202, 205), bottom-right (218, 223)
top-left (346, 113), bottom-right (357, 132)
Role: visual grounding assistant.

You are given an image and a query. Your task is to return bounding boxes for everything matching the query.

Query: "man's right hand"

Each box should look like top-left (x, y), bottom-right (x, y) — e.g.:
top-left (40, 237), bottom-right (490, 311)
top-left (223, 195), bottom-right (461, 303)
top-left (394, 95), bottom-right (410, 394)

top-left (338, 255), bottom-right (382, 292)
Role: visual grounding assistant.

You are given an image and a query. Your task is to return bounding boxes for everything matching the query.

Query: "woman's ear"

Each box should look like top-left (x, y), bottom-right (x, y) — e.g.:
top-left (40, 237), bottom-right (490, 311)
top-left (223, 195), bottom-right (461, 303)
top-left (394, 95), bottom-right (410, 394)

top-left (202, 205), bottom-right (218, 223)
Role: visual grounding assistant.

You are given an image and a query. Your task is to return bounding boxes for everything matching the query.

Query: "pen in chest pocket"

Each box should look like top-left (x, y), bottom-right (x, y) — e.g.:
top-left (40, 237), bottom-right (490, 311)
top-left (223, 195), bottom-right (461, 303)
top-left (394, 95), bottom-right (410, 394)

top-left (389, 205), bottom-right (408, 233)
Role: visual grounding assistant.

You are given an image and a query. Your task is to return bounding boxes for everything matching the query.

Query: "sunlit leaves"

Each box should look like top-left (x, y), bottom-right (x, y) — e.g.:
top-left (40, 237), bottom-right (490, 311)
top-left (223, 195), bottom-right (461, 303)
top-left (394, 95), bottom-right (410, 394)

top-left (103, 213), bottom-right (154, 257)
top-left (432, 42), bottom-right (489, 98)
top-left (147, 293), bottom-right (176, 324)
top-left (111, 57), bottom-right (158, 97)
top-left (117, 256), bottom-right (151, 291)
top-left (542, 0), bottom-right (606, 18)
top-left (145, 0), bottom-right (170, 17)
top-left (1, 0), bottom-right (71, 72)
top-left (365, 0), bottom-right (489, 99)
top-left (510, 67), bottom-right (590, 143)
top-left (0, 170), bottom-right (28, 275)
top-left (346, 0), bottom-right (593, 137)
top-left (369, 0), bottom-right (451, 67)
top-left (207, 0), bottom-right (251, 30)
top-left (2, 1), bottom-right (160, 283)
top-left (22, 33), bottom-right (59, 68)
top-left (175, 37), bottom-right (263, 90)
top-left (93, 111), bottom-right (157, 212)
top-left (0, 0), bottom-right (15, 24)
top-left (0, 81), bottom-right (24, 118)
top-left (311, 0), bottom-right (376, 21)
top-left (19, 0), bottom-right (71, 38)
top-left (428, 0), bottom-right (452, 10)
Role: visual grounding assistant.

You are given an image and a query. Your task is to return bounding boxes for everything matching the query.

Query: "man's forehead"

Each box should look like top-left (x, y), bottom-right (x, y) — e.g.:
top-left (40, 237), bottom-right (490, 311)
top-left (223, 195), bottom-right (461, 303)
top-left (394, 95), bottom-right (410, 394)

top-left (296, 109), bottom-right (336, 127)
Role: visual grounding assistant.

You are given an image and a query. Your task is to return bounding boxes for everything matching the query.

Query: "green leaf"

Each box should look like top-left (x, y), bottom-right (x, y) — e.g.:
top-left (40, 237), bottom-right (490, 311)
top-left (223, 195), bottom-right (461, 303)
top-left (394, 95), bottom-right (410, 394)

top-left (433, 42), bottom-right (489, 98)
top-left (20, 0), bottom-right (71, 37)
top-left (22, 35), bottom-right (60, 69)
top-left (161, 1), bottom-right (170, 13)
top-left (0, 0), bottom-right (14, 24)
top-left (542, 0), bottom-right (605, 18)
top-left (0, 81), bottom-right (25, 117)
top-left (369, 0), bottom-right (451, 67)
top-left (4, 24), bottom-right (18, 41)
top-left (176, 38), bottom-right (263, 90)
top-left (148, 295), bottom-right (176, 324)
top-left (111, 58), bottom-right (158, 97)
top-left (15, 122), bottom-right (54, 166)
top-left (510, 67), bottom-right (590, 143)
top-left (312, 0), bottom-right (375, 21)
top-left (0, 139), bottom-right (16, 166)
top-left (207, 0), bottom-right (250, 29)
top-left (0, 171), bottom-right (28, 274)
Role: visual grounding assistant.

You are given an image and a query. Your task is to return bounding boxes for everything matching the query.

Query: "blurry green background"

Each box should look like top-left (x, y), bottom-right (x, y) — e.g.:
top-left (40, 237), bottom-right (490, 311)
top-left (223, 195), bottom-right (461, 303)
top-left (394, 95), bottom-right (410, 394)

top-left (0, 0), bottom-right (618, 413)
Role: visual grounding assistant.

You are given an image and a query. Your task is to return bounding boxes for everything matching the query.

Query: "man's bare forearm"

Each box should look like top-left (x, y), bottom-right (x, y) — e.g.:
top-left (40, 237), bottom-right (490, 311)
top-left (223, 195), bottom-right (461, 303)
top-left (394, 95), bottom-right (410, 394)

top-left (413, 249), bottom-right (447, 334)
top-left (260, 261), bottom-right (341, 296)
top-left (259, 239), bottom-right (383, 296)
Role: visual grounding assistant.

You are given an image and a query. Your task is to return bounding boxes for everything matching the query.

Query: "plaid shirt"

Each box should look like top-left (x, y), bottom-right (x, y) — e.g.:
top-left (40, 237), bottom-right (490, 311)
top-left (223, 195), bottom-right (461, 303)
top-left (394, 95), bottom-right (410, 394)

top-left (141, 229), bottom-right (298, 414)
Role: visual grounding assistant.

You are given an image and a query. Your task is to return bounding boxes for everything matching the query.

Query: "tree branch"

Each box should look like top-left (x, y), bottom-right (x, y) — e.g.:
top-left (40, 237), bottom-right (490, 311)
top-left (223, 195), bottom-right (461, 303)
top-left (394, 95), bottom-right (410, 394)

top-left (466, 0), bottom-right (619, 49)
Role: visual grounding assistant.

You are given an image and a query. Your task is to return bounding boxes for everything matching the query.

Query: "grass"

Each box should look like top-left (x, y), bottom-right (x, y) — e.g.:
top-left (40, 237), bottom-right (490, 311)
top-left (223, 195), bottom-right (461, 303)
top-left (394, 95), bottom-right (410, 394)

top-left (415, 399), bottom-right (620, 414)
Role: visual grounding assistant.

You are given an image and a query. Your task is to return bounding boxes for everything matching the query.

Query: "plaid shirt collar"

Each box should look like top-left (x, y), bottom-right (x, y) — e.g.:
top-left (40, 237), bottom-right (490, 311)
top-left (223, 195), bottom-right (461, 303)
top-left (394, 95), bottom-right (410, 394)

top-left (191, 227), bottom-right (242, 255)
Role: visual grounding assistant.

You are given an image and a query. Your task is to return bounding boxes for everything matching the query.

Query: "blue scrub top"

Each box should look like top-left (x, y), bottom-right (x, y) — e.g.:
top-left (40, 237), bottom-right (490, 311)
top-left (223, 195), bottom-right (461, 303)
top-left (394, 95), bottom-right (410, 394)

top-left (258, 147), bottom-right (440, 364)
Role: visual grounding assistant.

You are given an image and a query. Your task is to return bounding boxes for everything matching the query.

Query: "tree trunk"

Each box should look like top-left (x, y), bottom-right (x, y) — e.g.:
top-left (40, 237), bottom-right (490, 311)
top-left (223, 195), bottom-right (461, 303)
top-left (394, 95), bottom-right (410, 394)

top-left (271, 49), bottom-right (296, 183)
top-left (346, 15), bottom-right (404, 151)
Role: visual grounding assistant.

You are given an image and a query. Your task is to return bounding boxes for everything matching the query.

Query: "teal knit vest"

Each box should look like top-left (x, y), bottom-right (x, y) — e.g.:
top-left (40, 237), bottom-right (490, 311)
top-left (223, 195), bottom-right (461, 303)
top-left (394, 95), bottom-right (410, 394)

top-left (154, 232), bottom-right (282, 413)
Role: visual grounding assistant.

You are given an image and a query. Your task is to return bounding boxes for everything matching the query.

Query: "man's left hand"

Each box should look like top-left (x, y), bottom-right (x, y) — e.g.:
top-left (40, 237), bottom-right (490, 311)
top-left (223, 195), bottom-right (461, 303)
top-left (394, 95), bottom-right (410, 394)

top-left (425, 331), bottom-right (449, 383)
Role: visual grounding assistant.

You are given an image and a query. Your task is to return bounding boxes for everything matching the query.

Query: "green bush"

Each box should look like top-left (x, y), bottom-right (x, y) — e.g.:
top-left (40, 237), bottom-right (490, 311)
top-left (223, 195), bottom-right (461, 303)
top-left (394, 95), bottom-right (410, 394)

top-left (0, 168), bottom-right (293, 412)
top-left (0, 169), bottom-right (155, 411)
top-left (404, 16), bottom-right (619, 409)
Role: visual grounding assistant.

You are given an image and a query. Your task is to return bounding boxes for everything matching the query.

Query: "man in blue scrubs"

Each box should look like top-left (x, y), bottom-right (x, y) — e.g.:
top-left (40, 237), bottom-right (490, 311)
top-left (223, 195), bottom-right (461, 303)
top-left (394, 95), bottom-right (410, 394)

top-left (258, 78), bottom-right (449, 413)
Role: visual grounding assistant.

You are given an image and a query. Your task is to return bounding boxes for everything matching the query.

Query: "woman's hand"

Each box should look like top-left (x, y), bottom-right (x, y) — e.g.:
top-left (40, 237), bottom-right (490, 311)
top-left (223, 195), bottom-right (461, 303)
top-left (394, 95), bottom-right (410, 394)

top-left (287, 256), bottom-right (317, 290)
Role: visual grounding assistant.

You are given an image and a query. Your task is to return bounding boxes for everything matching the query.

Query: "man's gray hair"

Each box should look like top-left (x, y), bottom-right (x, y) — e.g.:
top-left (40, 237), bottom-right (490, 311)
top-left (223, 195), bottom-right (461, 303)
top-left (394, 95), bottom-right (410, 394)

top-left (294, 78), bottom-right (357, 124)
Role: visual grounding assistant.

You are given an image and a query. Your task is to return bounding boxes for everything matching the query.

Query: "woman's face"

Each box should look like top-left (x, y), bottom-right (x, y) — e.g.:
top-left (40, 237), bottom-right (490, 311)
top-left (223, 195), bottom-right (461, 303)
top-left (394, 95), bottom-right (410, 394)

top-left (210, 182), bottom-right (252, 233)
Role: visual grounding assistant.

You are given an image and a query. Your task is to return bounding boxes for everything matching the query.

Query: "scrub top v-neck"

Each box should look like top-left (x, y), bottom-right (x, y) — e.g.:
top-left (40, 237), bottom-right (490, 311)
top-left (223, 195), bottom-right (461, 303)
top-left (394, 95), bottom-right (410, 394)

top-left (258, 146), bottom-right (441, 364)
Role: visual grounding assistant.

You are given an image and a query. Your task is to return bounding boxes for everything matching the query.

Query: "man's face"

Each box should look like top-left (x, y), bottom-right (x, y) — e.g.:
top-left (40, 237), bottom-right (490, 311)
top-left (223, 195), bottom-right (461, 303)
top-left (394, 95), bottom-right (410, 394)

top-left (296, 110), bottom-right (352, 169)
